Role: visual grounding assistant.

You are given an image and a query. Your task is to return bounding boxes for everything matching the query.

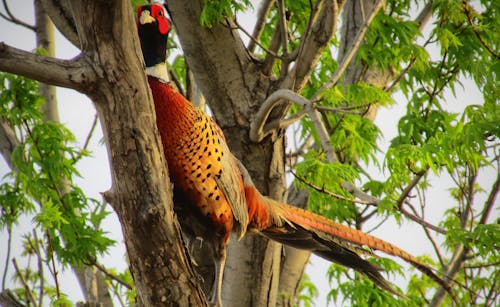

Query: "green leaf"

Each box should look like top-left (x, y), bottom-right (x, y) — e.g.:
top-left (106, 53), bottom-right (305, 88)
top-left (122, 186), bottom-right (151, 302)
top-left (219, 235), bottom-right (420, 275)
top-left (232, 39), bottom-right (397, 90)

top-left (34, 200), bottom-right (68, 229)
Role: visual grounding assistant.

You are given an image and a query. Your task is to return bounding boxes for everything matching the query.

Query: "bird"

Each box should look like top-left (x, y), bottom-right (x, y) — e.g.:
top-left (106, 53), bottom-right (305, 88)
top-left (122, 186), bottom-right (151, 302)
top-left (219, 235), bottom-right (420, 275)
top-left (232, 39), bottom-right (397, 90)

top-left (136, 3), bottom-right (451, 306)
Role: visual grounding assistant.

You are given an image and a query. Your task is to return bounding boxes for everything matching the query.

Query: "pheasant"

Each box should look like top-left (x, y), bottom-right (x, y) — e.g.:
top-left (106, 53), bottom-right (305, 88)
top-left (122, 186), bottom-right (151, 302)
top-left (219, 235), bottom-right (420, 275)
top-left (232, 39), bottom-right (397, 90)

top-left (137, 3), bottom-right (451, 306)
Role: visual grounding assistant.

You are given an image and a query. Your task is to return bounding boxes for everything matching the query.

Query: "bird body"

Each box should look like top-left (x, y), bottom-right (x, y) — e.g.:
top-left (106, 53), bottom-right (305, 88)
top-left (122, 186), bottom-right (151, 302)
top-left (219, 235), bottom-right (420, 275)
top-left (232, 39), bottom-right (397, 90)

top-left (137, 4), bottom-right (451, 306)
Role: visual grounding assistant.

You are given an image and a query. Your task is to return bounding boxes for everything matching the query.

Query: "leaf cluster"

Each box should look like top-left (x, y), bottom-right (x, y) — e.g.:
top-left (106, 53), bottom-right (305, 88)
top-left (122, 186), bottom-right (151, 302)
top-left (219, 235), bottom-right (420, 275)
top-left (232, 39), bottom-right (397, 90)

top-left (0, 73), bottom-right (114, 266)
top-left (200, 0), bottom-right (252, 27)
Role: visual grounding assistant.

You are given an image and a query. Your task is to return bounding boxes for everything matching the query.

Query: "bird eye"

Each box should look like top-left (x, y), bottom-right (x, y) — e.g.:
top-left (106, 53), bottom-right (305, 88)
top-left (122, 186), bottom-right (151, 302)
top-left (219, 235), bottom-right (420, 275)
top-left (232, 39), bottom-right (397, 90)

top-left (158, 10), bottom-right (163, 16)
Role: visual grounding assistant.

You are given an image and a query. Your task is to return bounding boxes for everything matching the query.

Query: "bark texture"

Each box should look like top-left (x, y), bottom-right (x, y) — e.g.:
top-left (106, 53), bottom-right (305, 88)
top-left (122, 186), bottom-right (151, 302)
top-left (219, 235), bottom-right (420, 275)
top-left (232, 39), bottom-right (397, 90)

top-left (167, 2), bottom-right (289, 305)
top-left (0, 0), bottom-right (434, 306)
top-left (165, 0), bottom-right (345, 305)
top-left (167, 1), bottom-right (296, 306)
top-left (0, 0), bottom-right (206, 305)
top-left (65, 1), bottom-right (206, 305)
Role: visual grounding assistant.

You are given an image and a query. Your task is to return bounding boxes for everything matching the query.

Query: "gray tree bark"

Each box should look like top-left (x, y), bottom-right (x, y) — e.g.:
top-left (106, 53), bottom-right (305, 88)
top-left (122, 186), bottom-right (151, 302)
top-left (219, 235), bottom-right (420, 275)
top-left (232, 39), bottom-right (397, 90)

top-left (1, 0), bottom-right (206, 305)
top-left (1, 1), bottom-right (442, 306)
top-left (166, 1), bottom-right (341, 305)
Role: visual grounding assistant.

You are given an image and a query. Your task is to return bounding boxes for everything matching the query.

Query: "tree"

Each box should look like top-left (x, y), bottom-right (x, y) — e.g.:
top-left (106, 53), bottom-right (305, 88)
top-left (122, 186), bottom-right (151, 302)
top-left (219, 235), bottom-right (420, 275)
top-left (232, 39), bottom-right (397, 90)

top-left (0, 0), bottom-right (498, 306)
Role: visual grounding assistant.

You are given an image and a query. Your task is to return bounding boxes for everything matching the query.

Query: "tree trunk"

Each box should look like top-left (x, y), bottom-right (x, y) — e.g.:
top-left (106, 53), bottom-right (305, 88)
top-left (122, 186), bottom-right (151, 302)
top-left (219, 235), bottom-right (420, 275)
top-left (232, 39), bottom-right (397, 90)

top-left (166, 2), bottom-right (288, 305)
top-left (34, 1), bottom-right (113, 304)
top-left (44, 1), bottom-right (206, 305)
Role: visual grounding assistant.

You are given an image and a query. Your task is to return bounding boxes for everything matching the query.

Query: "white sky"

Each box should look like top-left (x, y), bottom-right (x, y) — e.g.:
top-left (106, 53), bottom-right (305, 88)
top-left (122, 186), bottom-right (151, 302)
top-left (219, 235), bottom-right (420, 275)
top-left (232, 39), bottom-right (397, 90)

top-left (0, 1), bottom-right (497, 306)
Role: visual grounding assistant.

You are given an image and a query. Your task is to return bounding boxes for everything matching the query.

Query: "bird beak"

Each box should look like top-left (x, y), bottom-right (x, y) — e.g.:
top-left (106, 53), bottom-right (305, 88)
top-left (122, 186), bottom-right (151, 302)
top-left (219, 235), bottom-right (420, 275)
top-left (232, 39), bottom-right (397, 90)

top-left (139, 10), bottom-right (155, 25)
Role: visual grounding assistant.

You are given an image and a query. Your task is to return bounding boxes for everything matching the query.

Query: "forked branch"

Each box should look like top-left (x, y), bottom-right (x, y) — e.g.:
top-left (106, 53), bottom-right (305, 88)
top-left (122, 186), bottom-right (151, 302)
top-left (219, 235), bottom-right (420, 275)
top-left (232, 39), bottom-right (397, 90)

top-left (249, 89), bottom-right (336, 162)
top-left (0, 0), bottom-right (36, 31)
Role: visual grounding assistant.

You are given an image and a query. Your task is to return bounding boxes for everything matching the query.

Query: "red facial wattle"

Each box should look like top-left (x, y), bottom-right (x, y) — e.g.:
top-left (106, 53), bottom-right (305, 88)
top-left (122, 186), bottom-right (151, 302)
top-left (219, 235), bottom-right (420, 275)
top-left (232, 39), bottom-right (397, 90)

top-left (137, 4), bottom-right (170, 35)
top-left (151, 4), bottom-right (170, 35)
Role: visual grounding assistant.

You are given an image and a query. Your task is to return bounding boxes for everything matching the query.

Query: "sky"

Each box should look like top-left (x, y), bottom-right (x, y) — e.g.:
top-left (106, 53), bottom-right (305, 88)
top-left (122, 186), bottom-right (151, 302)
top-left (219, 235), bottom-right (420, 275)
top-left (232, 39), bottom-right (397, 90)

top-left (0, 1), bottom-right (497, 306)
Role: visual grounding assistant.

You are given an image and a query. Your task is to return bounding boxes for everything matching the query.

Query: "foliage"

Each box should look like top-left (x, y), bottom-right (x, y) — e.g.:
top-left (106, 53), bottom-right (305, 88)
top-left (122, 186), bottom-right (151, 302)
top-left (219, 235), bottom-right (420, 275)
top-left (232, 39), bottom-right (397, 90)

top-left (0, 73), bottom-right (116, 305)
top-left (200, 0), bottom-right (252, 27)
top-left (0, 0), bottom-right (499, 306)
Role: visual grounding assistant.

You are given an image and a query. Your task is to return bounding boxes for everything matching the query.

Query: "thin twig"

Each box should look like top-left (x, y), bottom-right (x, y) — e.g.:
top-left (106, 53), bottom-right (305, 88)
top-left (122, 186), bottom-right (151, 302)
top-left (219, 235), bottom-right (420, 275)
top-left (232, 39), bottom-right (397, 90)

top-left (90, 260), bottom-right (133, 290)
top-left (233, 19), bottom-right (283, 59)
top-left (478, 173), bottom-right (500, 225)
top-left (0, 0), bottom-right (36, 31)
top-left (82, 113), bottom-right (98, 153)
top-left (114, 288), bottom-right (127, 307)
top-left (315, 104), bottom-right (371, 115)
top-left (289, 164), bottom-right (373, 205)
top-left (1, 225), bottom-right (12, 291)
top-left (464, 261), bottom-right (500, 269)
top-left (462, 0), bottom-right (499, 59)
top-left (364, 211), bottom-right (389, 233)
top-left (12, 258), bottom-right (37, 306)
top-left (396, 169), bottom-right (427, 209)
top-left (32, 230), bottom-right (44, 307)
top-left (45, 231), bottom-right (61, 299)
top-left (399, 205), bottom-right (446, 234)
top-left (414, 190), bottom-right (446, 266)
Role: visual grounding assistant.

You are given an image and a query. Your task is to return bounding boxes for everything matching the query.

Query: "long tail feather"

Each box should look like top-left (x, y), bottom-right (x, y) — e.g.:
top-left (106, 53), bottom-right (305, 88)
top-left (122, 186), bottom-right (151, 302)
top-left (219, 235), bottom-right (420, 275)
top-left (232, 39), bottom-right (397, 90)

top-left (279, 204), bottom-right (452, 293)
top-left (236, 159), bottom-right (452, 298)
top-left (250, 188), bottom-right (453, 298)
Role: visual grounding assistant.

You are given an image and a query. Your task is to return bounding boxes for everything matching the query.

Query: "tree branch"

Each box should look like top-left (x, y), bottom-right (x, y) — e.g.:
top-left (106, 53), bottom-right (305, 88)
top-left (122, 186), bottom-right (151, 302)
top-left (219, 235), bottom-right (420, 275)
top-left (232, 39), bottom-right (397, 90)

top-left (248, 0), bottom-right (275, 53)
top-left (249, 89), bottom-right (337, 162)
top-left (0, 289), bottom-right (24, 307)
top-left (285, 0), bottom-right (339, 90)
top-left (463, 1), bottom-right (500, 60)
top-left (89, 260), bottom-right (133, 290)
top-left (0, 121), bottom-right (18, 168)
top-left (12, 258), bottom-right (36, 307)
top-left (0, 43), bottom-right (92, 92)
top-left (478, 173), bottom-right (499, 225)
top-left (290, 165), bottom-right (373, 205)
top-left (233, 19), bottom-right (282, 59)
top-left (1, 226), bottom-right (12, 291)
top-left (277, 0), bottom-right (289, 58)
top-left (429, 244), bottom-right (468, 307)
top-left (396, 169), bottom-right (427, 209)
top-left (310, 0), bottom-right (384, 102)
top-left (0, 0), bottom-right (36, 31)
top-left (39, 0), bottom-right (80, 48)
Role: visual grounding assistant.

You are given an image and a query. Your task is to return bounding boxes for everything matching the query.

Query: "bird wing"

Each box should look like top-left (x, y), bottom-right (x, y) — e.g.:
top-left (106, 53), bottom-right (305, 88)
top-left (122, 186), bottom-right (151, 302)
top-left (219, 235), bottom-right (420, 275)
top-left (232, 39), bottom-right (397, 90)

top-left (210, 117), bottom-right (249, 238)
